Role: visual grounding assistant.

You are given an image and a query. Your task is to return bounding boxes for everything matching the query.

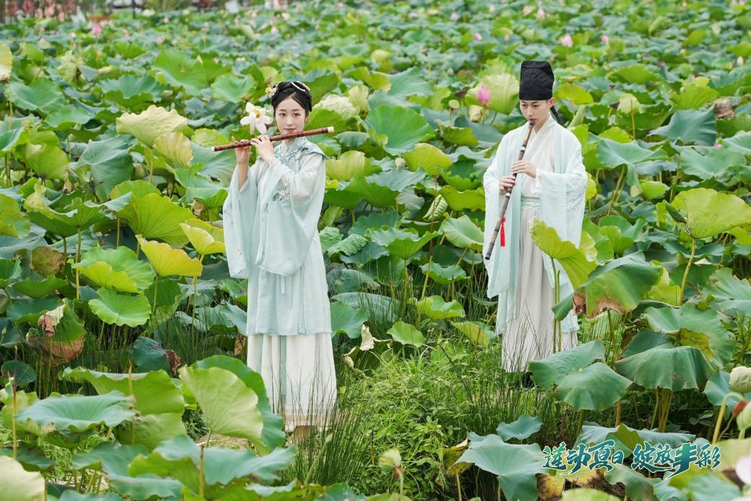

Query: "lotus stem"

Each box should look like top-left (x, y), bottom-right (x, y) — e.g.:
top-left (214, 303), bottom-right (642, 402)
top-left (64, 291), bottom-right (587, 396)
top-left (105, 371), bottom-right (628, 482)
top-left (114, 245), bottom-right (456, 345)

top-left (11, 376), bottom-right (17, 460)
top-left (679, 238), bottom-right (697, 305)
top-left (75, 228), bottom-right (82, 300)
top-left (152, 277), bottom-right (159, 314)
top-left (116, 219), bottom-right (120, 247)
top-left (455, 469), bottom-right (462, 501)
top-left (607, 166), bottom-right (626, 217)
top-left (199, 444), bottom-right (206, 499)
top-left (630, 108), bottom-right (636, 140)
top-left (712, 392), bottom-right (745, 444)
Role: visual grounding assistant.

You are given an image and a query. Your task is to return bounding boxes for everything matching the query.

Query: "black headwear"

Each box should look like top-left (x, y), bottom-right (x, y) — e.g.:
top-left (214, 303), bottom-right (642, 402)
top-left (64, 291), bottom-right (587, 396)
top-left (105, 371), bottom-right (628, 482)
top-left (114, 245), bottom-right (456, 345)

top-left (519, 60), bottom-right (554, 101)
top-left (270, 81), bottom-right (313, 113)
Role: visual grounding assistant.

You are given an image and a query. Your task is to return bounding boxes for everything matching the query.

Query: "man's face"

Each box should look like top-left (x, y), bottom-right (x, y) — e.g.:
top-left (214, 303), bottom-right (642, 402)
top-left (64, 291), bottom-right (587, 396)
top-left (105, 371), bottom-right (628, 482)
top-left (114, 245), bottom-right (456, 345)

top-left (519, 98), bottom-right (554, 125)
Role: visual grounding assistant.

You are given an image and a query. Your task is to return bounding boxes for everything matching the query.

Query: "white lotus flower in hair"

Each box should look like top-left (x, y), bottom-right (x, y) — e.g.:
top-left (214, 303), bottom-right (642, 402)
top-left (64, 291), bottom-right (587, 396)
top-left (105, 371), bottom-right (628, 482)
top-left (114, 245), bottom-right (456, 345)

top-left (241, 102), bottom-right (274, 135)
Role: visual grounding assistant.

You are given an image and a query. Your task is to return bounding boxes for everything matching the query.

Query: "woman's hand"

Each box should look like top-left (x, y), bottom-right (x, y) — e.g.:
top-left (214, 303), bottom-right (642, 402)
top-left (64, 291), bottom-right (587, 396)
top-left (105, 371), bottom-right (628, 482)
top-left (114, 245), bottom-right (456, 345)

top-left (511, 160), bottom-right (537, 178)
top-left (499, 175), bottom-right (516, 195)
top-left (233, 136), bottom-right (250, 169)
top-left (250, 135), bottom-right (275, 163)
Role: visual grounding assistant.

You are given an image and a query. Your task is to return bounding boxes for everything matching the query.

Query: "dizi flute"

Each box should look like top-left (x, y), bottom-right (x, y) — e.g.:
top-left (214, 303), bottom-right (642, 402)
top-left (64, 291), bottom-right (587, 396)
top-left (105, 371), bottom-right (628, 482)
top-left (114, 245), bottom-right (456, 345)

top-left (211, 126), bottom-right (335, 152)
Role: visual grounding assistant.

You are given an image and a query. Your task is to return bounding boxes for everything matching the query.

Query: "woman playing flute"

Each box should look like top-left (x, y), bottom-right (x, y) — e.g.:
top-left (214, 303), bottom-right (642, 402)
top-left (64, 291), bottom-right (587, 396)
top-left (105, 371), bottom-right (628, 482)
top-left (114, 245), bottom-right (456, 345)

top-left (222, 81), bottom-right (336, 434)
top-left (483, 61), bottom-right (587, 381)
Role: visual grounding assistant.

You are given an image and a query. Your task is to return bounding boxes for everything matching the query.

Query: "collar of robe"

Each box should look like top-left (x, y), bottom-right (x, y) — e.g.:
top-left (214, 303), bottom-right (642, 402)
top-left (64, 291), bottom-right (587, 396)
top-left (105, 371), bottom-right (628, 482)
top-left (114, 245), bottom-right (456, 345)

top-left (278, 135), bottom-right (306, 154)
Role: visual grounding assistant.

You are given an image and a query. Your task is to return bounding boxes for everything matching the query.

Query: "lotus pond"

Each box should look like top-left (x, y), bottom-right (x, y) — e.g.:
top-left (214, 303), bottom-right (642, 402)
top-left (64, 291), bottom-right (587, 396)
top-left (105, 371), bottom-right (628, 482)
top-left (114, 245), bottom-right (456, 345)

top-left (1, 0), bottom-right (751, 499)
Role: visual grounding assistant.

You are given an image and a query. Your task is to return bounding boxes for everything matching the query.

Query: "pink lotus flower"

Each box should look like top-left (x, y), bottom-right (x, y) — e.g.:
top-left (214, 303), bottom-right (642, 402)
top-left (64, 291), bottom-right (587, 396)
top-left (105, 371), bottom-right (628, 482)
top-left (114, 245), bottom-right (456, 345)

top-left (474, 32), bottom-right (482, 41)
top-left (92, 23), bottom-right (101, 36)
top-left (450, 11), bottom-right (459, 21)
top-left (489, 5), bottom-right (496, 12)
top-left (601, 34), bottom-right (609, 43)
top-left (155, 35), bottom-right (163, 45)
top-left (536, 8), bottom-right (545, 18)
top-left (409, 11), bottom-right (417, 18)
top-left (163, 16), bottom-right (169, 23)
top-left (737, 455), bottom-right (751, 485)
top-left (282, 12), bottom-right (289, 19)
top-left (477, 85), bottom-right (491, 106)
top-left (714, 142), bottom-right (722, 148)
top-left (271, 25), bottom-right (278, 34)
top-left (337, 1), bottom-right (343, 7)
top-left (560, 34), bottom-right (573, 47)
top-left (504, 33), bottom-right (510, 41)
top-left (522, 5), bottom-right (533, 15)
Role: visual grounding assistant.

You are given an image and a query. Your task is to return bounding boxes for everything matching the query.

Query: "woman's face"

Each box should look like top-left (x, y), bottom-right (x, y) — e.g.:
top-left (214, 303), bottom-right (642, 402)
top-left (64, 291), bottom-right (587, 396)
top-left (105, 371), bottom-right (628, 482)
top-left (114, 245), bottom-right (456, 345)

top-left (520, 98), bottom-right (554, 125)
top-left (275, 96), bottom-right (308, 134)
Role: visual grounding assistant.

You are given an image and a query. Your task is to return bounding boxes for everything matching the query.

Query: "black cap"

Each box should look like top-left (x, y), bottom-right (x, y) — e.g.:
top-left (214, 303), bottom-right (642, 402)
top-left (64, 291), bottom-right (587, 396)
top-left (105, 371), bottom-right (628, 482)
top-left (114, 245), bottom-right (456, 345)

top-left (519, 61), bottom-right (554, 100)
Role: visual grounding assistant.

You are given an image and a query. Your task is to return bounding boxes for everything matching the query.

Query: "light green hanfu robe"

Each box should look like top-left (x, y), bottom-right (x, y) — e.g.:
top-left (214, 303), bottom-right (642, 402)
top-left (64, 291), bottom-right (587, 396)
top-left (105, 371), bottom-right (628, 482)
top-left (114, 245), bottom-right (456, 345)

top-left (483, 117), bottom-right (587, 372)
top-left (223, 136), bottom-right (336, 430)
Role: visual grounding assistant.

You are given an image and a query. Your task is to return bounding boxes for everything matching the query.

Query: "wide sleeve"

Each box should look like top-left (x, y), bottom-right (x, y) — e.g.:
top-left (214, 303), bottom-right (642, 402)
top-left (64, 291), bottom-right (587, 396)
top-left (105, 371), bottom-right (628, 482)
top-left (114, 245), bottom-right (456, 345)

top-left (254, 150), bottom-right (326, 276)
top-left (222, 161), bottom-right (261, 279)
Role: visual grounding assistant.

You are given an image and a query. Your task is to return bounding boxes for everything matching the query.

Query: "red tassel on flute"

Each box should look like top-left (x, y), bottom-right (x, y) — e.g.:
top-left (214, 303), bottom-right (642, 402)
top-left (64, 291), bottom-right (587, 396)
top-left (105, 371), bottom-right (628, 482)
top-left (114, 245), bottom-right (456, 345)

top-left (500, 218), bottom-right (506, 247)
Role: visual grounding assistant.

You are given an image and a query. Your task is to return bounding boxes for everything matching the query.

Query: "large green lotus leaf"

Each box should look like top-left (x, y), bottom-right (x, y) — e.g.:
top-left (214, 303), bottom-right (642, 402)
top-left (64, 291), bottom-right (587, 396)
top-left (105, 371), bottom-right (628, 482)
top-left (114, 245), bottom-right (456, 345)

top-left (0, 457), bottom-right (46, 501)
top-left (440, 215), bottom-right (483, 251)
top-left (100, 74), bottom-right (164, 108)
top-left (15, 391), bottom-right (136, 436)
top-left (116, 412), bottom-right (187, 451)
top-left (154, 132), bottom-right (193, 170)
top-left (129, 434), bottom-right (293, 496)
top-left (575, 254), bottom-right (661, 318)
top-left (0, 123), bottom-right (28, 154)
top-left (613, 63), bottom-right (658, 85)
top-left (672, 188), bottom-right (751, 240)
top-left (439, 185), bottom-right (484, 211)
top-left (345, 169), bottom-right (424, 208)
top-left (111, 180), bottom-right (161, 200)
top-left (0, 194), bottom-right (29, 237)
top-left (644, 304), bottom-right (734, 369)
top-left (703, 268), bottom-right (751, 317)
top-left (368, 227), bottom-right (437, 259)
top-left (62, 368), bottom-right (183, 416)
top-left (403, 143), bottom-right (452, 176)
top-left (704, 371), bottom-right (751, 410)
top-left (76, 246), bottom-right (154, 293)
top-left (458, 433), bottom-right (545, 501)
top-left (387, 67), bottom-right (431, 98)
top-left (652, 108), bottom-right (716, 146)
top-left (387, 321), bottom-right (424, 347)
top-left (72, 442), bottom-right (149, 477)
top-left (672, 79), bottom-right (719, 110)
top-left (616, 344), bottom-right (713, 391)
top-left (345, 177), bottom-right (399, 208)
top-left (440, 124), bottom-right (479, 147)
top-left (180, 221), bottom-right (225, 256)
top-left (554, 362), bottom-right (632, 411)
top-left (363, 105), bottom-right (434, 155)
top-left (605, 465), bottom-right (659, 501)
top-left (0, 257), bottom-right (21, 288)
top-left (7, 297), bottom-right (60, 326)
top-left (24, 184), bottom-right (127, 231)
top-left (529, 341), bottom-right (604, 389)
top-left (495, 414), bottom-right (542, 442)
top-left (210, 73), bottom-right (254, 102)
top-left (325, 151), bottom-right (377, 181)
top-left (725, 131), bottom-right (751, 155)
top-left (17, 141), bottom-right (69, 179)
top-left (466, 73), bottom-right (520, 114)
top-left (177, 366), bottom-right (264, 446)
top-left (331, 301), bottom-right (367, 339)
top-left (530, 218), bottom-right (596, 289)
top-left (350, 209), bottom-right (401, 236)
top-left (452, 321), bottom-right (494, 348)
top-left (327, 233), bottom-right (368, 257)
top-left (194, 356), bottom-right (285, 452)
top-left (152, 50), bottom-right (206, 96)
top-left (0, 41), bottom-right (11, 81)
top-left (577, 422), bottom-right (694, 456)
top-left (413, 295), bottom-right (465, 320)
top-left (679, 146), bottom-right (746, 185)
top-left (554, 82), bottom-right (594, 106)
top-left (89, 288), bottom-right (151, 327)
top-left (117, 193), bottom-right (193, 246)
top-left (137, 236), bottom-right (203, 277)
top-left (594, 137), bottom-right (666, 170)
top-left (45, 107), bottom-right (94, 130)
top-left (421, 262), bottom-right (467, 285)
top-left (12, 276), bottom-right (68, 298)
top-left (116, 105), bottom-right (189, 148)
top-left (9, 79), bottom-right (65, 114)
top-left (1, 360), bottom-right (36, 387)
top-left (75, 137), bottom-right (134, 201)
